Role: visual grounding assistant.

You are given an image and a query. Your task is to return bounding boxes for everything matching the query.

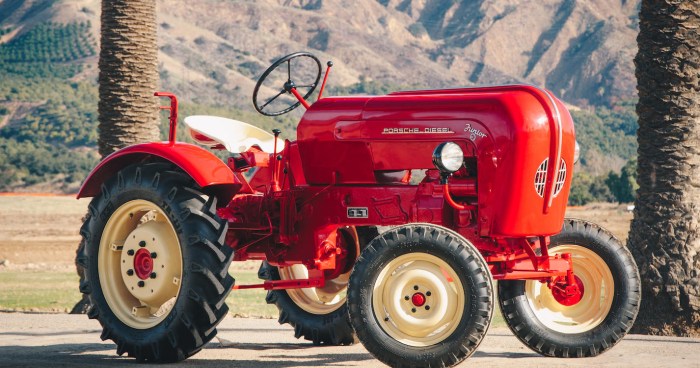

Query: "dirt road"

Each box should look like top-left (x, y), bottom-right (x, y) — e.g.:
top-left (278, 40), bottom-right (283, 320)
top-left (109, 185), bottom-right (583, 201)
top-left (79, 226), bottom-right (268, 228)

top-left (0, 313), bottom-right (698, 368)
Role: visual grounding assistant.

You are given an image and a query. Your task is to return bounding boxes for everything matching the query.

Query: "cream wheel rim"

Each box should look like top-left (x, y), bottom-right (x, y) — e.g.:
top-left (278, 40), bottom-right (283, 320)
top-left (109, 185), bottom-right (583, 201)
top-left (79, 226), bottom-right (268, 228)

top-left (98, 200), bottom-right (183, 329)
top-left (372, 253), bottom-right (465, 347)
top-left (525, 245), bottom-right (614, 334)
top-left (279, 264), bottom-right (347, 314)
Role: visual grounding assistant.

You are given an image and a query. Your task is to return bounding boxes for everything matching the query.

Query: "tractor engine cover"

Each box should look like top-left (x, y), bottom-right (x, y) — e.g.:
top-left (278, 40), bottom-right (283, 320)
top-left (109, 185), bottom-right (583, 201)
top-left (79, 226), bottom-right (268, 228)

top-left (296, 85), bottom-right (576, 237)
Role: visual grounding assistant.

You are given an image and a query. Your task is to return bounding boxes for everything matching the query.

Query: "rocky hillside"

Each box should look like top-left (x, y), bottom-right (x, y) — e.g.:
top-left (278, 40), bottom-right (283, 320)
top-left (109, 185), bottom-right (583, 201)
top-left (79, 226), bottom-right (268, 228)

top-left (1, 0), bottom-right (639, 107)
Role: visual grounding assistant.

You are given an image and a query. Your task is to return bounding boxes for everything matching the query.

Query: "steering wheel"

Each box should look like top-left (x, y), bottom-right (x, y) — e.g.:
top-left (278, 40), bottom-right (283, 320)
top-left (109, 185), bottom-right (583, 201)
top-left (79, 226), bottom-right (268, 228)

top-left (253, 52), bottom-right (322, 116)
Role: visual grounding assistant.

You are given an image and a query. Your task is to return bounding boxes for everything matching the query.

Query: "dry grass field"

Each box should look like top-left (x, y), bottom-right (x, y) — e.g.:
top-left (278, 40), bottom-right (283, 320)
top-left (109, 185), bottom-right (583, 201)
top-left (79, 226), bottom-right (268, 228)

top-left (0, 195), bottom-right (633, 314)
top-left (0, 195), bottom-right (277, 316)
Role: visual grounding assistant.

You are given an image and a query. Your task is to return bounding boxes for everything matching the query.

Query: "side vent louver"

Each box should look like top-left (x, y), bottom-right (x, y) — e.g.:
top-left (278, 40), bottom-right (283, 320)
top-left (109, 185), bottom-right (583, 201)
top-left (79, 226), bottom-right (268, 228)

top-left (535, 158), bottom-right (566, 198)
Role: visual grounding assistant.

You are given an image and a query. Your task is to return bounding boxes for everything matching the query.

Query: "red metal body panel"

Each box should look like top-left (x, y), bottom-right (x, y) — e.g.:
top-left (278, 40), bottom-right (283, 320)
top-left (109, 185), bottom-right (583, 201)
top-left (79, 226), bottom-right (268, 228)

top-left (77, 142), bottom-right (241, 203)
top-left (296, 85), bottom-right (575, 237)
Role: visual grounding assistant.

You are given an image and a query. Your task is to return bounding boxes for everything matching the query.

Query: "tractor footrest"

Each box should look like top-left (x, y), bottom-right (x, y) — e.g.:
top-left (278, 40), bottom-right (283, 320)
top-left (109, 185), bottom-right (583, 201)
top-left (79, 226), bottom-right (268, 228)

top-left (233, 277), bottom-right (325, 290)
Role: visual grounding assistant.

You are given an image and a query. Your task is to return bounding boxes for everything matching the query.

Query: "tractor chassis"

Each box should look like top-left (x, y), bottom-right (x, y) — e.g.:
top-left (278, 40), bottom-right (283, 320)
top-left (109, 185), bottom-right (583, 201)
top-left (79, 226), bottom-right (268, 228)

top-left (220, 183), bottom-right (577, 299)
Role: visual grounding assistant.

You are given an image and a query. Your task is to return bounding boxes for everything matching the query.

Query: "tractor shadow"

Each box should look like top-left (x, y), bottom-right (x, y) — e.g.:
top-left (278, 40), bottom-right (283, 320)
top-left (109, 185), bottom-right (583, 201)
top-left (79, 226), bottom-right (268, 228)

top-left (0, 342), bottom-right (375, 368)
top-left (206, 341), bottom-right (375, 367)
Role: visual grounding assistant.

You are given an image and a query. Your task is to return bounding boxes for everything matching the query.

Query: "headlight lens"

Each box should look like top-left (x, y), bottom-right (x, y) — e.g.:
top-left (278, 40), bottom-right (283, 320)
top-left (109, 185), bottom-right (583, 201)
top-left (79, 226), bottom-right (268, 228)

top-left (573, 140), bottom-right (580, 164)
top-left (432, 142), bottom-right (464, 173)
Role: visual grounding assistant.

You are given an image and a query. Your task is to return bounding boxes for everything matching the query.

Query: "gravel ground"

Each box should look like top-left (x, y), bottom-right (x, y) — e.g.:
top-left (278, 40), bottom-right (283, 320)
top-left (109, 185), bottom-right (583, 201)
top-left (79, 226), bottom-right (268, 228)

top-left (0, 313), bottom-right (698, 368)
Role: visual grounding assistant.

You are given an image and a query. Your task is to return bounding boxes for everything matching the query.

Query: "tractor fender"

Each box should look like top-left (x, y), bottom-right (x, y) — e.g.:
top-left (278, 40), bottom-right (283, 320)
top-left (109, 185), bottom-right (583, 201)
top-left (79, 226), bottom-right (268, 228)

top-left (77, 142), bottom-right (241, 203)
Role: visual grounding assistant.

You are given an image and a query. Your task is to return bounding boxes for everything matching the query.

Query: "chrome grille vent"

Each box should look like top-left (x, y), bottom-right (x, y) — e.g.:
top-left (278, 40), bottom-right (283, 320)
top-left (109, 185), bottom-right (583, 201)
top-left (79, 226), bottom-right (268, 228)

top-left (534, 158), bottom-right (567, 198)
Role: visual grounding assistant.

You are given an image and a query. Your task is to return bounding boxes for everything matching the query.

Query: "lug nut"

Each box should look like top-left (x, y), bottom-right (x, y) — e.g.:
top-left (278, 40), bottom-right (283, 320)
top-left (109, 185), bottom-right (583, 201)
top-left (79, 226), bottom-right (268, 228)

top-left (126, 269), bottom-right (134, 276)
top-left (138, 281), bottom-right (145, 287)
top-left (413, 285), bottom-right (419, 291)
top-left (425, 305), bottom-right (431, 311)
top-left (404, 295), bottom-right (409, 301)
top-left (411, 308), bottom-right (417, 313)
top-left (150, 272), bottom-right (157, 279)
top-left (150, 252), bottom-right (157, 258)
top-left (139, 240), bottom-right (146, 247)
top-left (426, 291), bottom-right (431, 296)
top-left (127, 249), bottom-right (135, 256)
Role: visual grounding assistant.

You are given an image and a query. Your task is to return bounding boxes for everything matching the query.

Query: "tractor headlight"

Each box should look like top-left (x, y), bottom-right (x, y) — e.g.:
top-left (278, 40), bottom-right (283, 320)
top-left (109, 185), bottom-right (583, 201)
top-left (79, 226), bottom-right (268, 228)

top-left (432, 142), bottom-right (464, 173)
top-left (573, 140), bottom-right (580, 164)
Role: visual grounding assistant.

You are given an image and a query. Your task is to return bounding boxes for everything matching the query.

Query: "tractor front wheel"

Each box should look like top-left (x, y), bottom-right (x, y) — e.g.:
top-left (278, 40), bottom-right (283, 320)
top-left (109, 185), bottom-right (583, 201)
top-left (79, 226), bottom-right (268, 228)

top-left (78, 162), bottom-right (234, 362)
top-left (348, 224), bottom-right (493, 368)
top-left (498, 219), bottom-right (640, 358)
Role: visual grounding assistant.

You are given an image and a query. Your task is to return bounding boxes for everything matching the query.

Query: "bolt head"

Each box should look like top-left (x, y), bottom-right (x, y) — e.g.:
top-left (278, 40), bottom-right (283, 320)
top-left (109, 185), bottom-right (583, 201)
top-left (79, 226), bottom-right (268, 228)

top-left (150, 252), bottom-right (157, 258)
top-left (127, 249), bottom-right (135, 256)
top-left (126, 269), bottom-right (134, 276)
top-left (426, 291), bottom-right (432, 297)
top-left (413, 285), bottom-right (419, 291)
top-left (137, 281), bottom-right (145, 287)
top-left (411, 308), bottom-right (417, 313)
top-left (425, 305), bottom-right (431, 311)
top-left (150, 272), bottom-right (157, 279)
top-left (139, 240), bottom-right (146, 247)
top-left (404, 295), bottom-right (409, 301)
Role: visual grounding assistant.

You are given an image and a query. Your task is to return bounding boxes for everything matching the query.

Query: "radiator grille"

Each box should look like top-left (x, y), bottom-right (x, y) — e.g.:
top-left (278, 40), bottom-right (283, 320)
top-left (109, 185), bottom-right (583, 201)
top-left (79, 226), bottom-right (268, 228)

top-left (535, 158), bottom-right (567, 198)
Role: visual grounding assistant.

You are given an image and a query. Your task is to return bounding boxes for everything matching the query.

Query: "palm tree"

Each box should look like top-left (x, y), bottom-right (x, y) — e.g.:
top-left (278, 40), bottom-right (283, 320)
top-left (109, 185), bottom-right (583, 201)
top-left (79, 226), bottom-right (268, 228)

top-left (72, 0), bottom-right (159, 313)
top-left (628, 1), bottom-right (700, 335)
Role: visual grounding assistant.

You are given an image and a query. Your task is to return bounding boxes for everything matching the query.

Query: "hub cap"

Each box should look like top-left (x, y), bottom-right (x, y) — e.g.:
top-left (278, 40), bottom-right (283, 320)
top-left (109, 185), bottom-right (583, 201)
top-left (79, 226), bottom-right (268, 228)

top-left (411, 293), bottom-right (426, 307)
top-left (525, 245), bottom-right (614, 333)
top-left (372, 253), bottom-right (465, 347)
top-left (98, 200), bottom-right (183, 329)
top-left (133, 248), bottom-right (154, 280)
top-left (550, 274), bottom-right (585, 306)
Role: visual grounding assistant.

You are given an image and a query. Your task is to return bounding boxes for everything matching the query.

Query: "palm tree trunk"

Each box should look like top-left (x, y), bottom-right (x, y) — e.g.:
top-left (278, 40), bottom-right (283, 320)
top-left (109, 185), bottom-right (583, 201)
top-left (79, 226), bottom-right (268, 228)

top-left (628, 0), bottom-right (700, 336)
top-left (72, 0), bottom-right (159, 313)
top-left (98, 0), bottom-right (159, 156)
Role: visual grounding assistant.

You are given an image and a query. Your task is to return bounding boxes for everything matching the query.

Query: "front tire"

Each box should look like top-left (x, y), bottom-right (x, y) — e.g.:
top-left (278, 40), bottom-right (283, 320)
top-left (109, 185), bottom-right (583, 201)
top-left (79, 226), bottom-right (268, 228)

top-left (498, 219), bottom-right (640, 358)
top-left (77, 162), bottom-right (234, 362)
top-left (348, 224), bottom-right (493, 368)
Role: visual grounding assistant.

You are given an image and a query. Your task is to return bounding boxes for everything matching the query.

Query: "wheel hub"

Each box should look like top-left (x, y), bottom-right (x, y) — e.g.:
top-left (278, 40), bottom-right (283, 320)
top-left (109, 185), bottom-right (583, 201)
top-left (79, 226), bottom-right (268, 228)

top-left (551, 275), bottom-right (585, 306)
top-left (133, 248), bottom-right (154, 280)
top-left (119, 220), bottom-right (180, 307)
top-left (411, 292), bottom-right (426, 307)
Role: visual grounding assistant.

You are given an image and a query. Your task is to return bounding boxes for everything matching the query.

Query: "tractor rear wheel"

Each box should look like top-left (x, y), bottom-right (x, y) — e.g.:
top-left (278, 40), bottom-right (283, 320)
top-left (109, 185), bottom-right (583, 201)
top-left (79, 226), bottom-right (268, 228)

top-left (498, 219), bottom-right (640, 358)
top-left (348, 224), bottom-right (493, 368)
top-left (77, 162), bottom-right (234, 362)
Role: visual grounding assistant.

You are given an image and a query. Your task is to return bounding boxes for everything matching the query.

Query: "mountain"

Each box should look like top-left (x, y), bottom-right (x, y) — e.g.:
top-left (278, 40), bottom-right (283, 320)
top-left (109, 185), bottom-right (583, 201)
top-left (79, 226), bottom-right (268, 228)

top-left (0, 0), bottom-right (639, 194)
top-left (2, 0), bottom-right (640, 106)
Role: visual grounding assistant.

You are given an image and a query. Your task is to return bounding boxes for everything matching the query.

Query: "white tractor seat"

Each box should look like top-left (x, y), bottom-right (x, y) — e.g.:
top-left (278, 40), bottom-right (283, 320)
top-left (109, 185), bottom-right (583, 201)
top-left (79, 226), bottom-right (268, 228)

top-left (183, 115), bottom-right (285, 153)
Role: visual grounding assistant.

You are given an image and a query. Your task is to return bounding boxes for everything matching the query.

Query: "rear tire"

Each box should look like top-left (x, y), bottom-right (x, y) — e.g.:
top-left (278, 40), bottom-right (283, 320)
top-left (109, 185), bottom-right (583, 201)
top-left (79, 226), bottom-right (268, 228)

top-left (77, 162), bottom-right (234, 362)
top-left (498, 219), bottom-right (640, 358)
top-left (348, 224), bottom-right (493, 368)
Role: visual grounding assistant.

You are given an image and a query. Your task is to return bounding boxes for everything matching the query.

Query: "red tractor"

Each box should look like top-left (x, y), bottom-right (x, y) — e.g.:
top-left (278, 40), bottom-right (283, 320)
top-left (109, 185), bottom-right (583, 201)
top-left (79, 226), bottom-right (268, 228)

top-left (77, 52), bottom-right (640, 367)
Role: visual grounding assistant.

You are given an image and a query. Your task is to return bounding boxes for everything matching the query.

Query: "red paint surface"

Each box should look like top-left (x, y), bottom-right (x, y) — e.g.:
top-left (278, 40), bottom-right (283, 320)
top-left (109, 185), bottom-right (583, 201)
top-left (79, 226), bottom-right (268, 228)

top-left (133, 248), bottom-right (153, 280)
top-left (77, 142), bottom-right (241, 203)
top-left (411, 293), bottom-right (426, 307)
top-left (551, 275), bottom-right (585, 306)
